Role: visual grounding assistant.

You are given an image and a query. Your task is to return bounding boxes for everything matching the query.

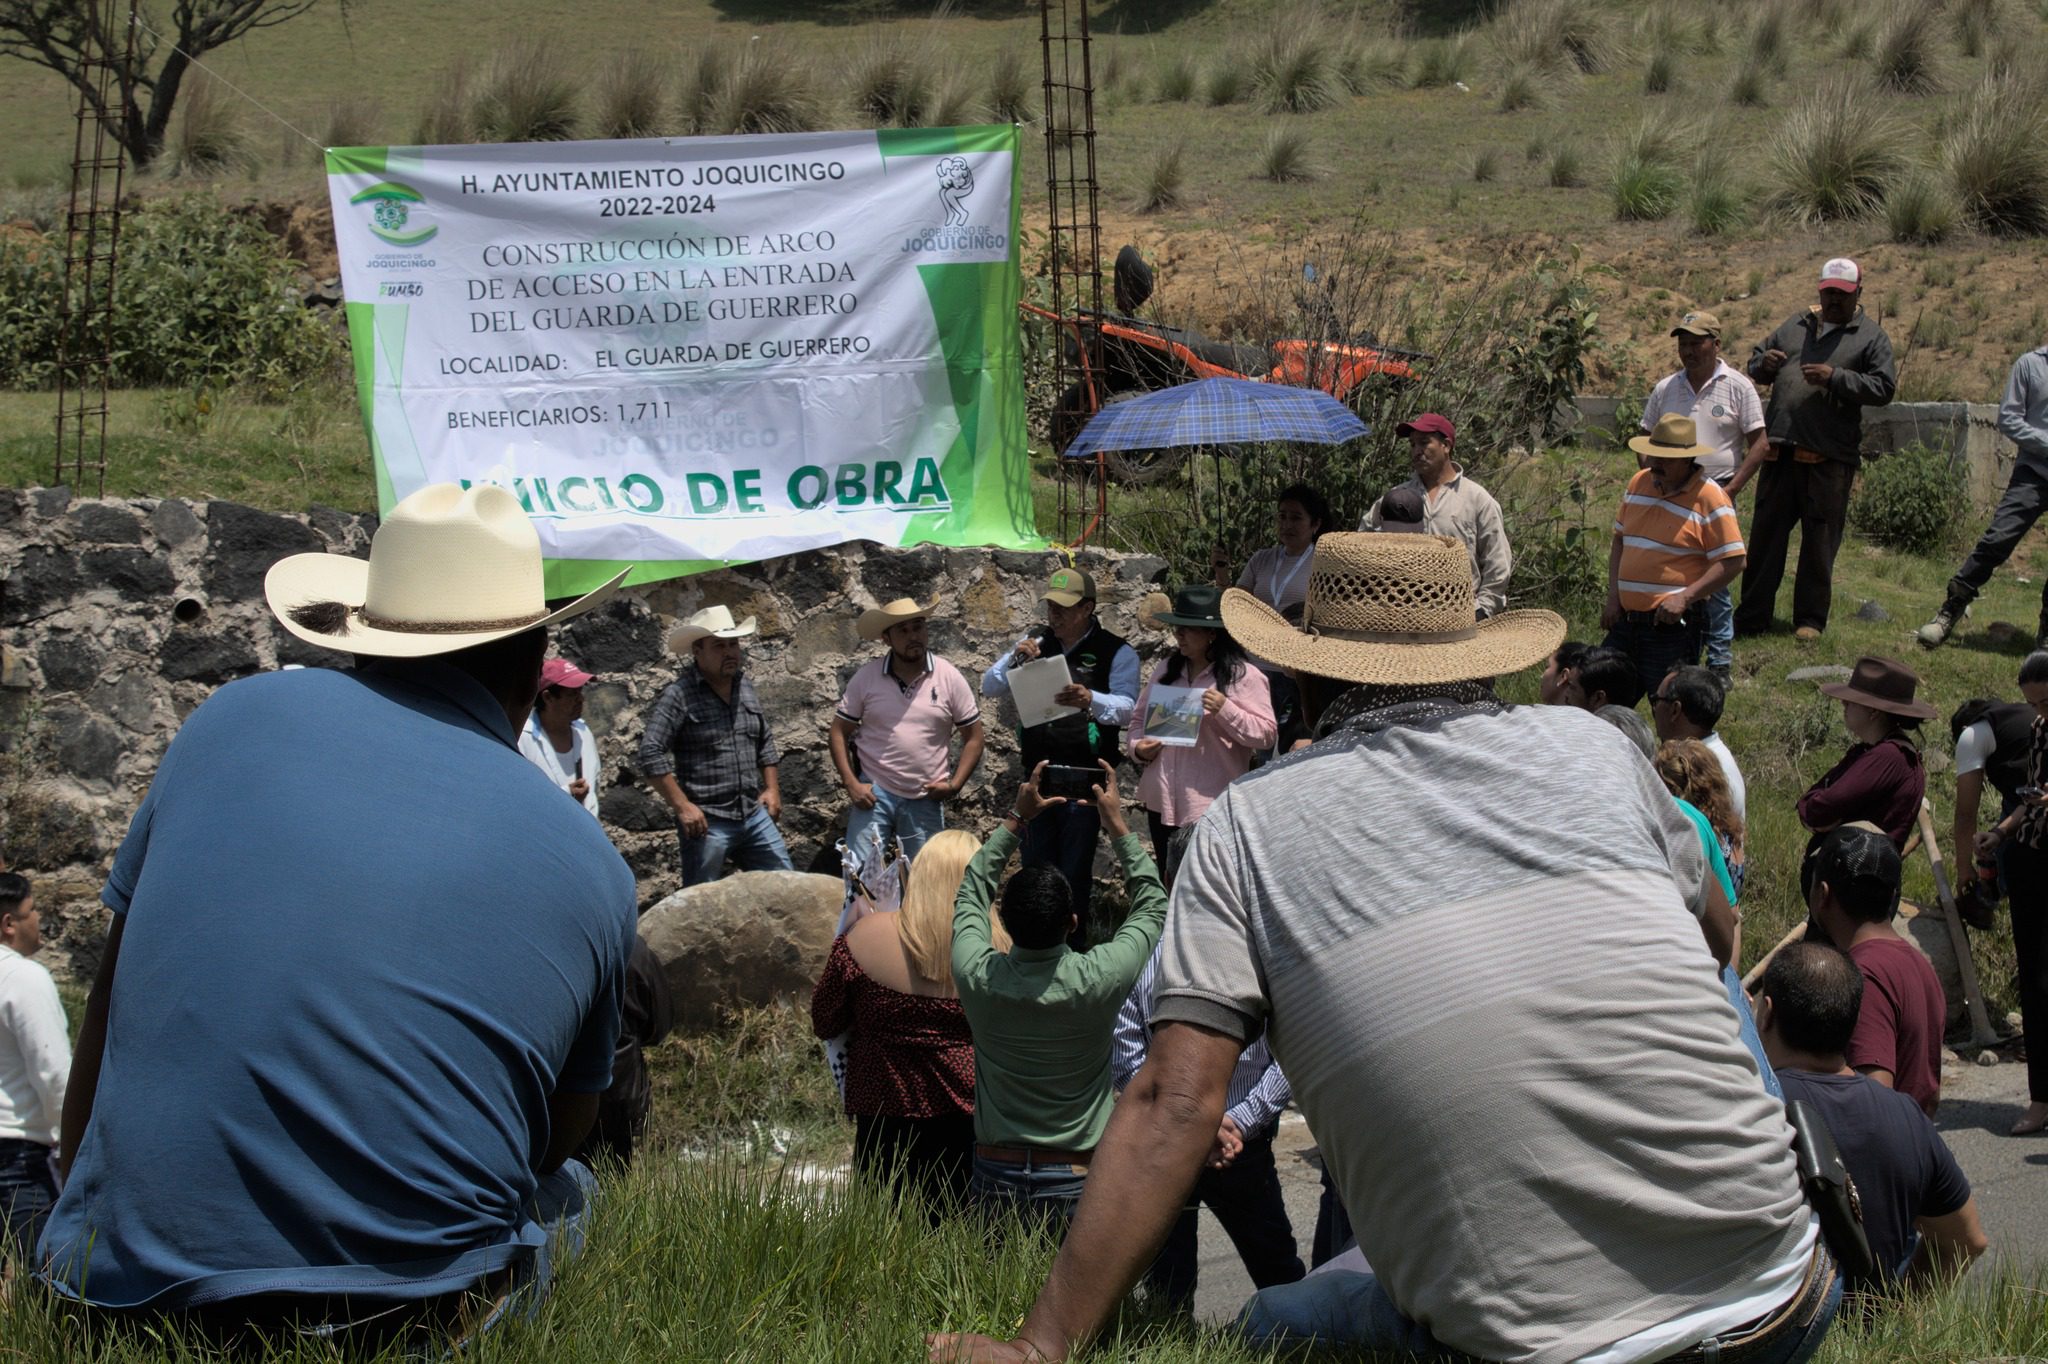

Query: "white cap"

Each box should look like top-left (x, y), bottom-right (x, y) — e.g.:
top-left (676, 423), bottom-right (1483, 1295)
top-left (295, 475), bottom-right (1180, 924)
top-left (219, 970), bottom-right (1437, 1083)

top-left (1818, 257), bottom-right (1861, 292)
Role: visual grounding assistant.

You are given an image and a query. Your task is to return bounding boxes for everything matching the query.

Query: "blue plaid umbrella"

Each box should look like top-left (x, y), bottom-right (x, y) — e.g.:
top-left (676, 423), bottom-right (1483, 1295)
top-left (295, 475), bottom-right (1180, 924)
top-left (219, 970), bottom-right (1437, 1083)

top-left (1061, 377), bottom-right (1369, 457)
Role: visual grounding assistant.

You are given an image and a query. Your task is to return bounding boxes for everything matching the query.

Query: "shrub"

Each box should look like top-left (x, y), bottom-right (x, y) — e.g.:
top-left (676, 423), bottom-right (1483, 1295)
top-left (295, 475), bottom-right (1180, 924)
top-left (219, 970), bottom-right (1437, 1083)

top-left (1471, 148), bottom-right (1501, 182)
top-left (1139, 141), bottom-right (1185, 212)
top-left (987, 45), bottom-right (1034, 123)
top-left (1731, 58), bottom-right (1769, 106)
top-left (1644, 50), bottom-right (1677, 94)
top-left (1872, 0), bottom-right (1943, 95)
top-left (1204, 61), bottom-right (1247, 105)
top-left (1259, 126), bottom-right (1317, 181)
top-left (471, 40), bottom-right (581, 142)
top-left (1547, 143), bottom-right (1584, 186)
top-left (1939, 69), bottom-right (2048, 235)
top-left (1493, 0), bottom-right (1619, 75)
top-left (1497, 61), bottom-right (1557, 111)
top-left (1155, 51), bottom-right (1197, 102)
top-left (1610, 154), bottom-right (1683, 220)
top-left (685, 40), bottom-right (824, 135)
top-left (172, 76), bottom-right (255, 176)
top-left (595, 49), bottom-right (665, 139)
top-left (1851, 442), bottom-right (1969, 554)
top-left (322, 95), bottom-right (380, 150)
top-left (1887, 169), bottom-right (1962, 242)
top-left (1252, 26), bottom-right (1345, 113)
top-left (414, 61), bottom-right (472, 144)
top-left (1409, 33), bottom-right (1476, 89)
top-left (1764, 78), bottom-right (1906, 224)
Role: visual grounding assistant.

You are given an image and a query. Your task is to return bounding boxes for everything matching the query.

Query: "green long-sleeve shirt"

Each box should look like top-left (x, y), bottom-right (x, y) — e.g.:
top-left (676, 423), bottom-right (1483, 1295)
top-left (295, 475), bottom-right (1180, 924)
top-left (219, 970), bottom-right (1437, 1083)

top-left (951, 823), bottom-right (1167, 1150)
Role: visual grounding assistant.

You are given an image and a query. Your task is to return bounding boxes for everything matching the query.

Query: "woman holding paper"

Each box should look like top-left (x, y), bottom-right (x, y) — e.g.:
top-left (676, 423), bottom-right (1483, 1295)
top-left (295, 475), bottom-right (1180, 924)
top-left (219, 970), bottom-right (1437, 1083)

top-left (1129, 585), bottom-right (1277, 888)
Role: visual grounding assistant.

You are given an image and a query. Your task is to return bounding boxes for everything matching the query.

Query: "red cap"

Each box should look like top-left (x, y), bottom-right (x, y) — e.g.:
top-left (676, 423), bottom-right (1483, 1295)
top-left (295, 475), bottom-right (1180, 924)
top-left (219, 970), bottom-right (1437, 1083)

top-left (1817, 257), bottom-right (1861, 292)
top-left (541, 657), bottom-right (593, 689)
top-left (1396, 412), bottom-right (1455, 442)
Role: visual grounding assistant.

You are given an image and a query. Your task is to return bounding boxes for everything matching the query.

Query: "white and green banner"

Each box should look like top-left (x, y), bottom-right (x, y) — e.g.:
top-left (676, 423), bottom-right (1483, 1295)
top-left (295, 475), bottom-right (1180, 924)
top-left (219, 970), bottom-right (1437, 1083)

top-left (325, 126), bottom-right (1038, 594)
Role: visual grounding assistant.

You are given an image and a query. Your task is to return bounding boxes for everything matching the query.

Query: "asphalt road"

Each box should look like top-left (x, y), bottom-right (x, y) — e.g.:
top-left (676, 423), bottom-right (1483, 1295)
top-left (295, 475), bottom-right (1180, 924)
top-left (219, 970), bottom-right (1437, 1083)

top-left (1189, 1057), bottom-right (2048, 1325)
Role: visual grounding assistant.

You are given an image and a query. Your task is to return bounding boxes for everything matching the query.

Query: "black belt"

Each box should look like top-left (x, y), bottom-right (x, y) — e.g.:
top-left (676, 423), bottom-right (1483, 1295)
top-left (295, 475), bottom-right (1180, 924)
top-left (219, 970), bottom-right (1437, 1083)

top-left (1665, 1242), bottom-right (1836, 1364)
top-left (1621, 608), bottom-right (1697, 627)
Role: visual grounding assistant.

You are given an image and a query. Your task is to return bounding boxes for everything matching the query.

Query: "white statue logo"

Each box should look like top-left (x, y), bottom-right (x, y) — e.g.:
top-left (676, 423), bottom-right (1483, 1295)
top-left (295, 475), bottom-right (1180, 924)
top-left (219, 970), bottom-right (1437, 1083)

top-left (936, 156), bottom-right (974, 228)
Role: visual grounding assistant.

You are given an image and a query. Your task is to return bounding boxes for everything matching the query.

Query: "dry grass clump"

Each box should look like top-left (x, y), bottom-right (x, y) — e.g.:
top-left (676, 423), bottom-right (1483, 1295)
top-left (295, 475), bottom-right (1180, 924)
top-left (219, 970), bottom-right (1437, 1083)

top-left (1492, 0), bottom-right (1621, 74)
top-left (1745, 5), bottom-right (1790, 76)
top-left (1336, 38), bottom-right (1407, 93)
top-left (1155, 50), bottom-right (1198, 103)
top-left (322, 95), bottom-right (380, 150)
top-left (1731, 58), bottom-right (1770, 107)
top-left (1607, 110), bottom-right (1693, 221)
top-left (1871, 0), bottom-right (1944, 95)
top-left (1643, 50), bottom-right (1677, 94)
top-left (1204, 60), bottom-right (1248, 105)
top-left (595, 49), bottom-right (665, 139)
top-left (1688, 153), bottom-right (1750, 235)
top-left (682, 39), bottom-right (825, 135)
top-left (1886, 168), bottom-right (1962, 243)
top-left (1547, 143), bottom-right (1584, 187)
top-left (173, 76), bottom-right (256, 175)
top-left (1939, 68), bottom-right (2048, 235)
top-left (848, 31), bottom-right (942, 126)
top-left (1251, 21), bottom-right (1347, 113)
top-left (1497, 60), bottom-right (1559, 111)
top-left (470, 39), bottom-right (582, 143)
top-left (414, 61), bottom-right (472, 144)
top-left (1764, 77), bottom-right (1907, 224)
top-left (1409, 32), bottom-right (1477, 89)
top-left (985, 46), bottom-right (1034, 124)
top-left (1138, 141), bottom-right (1186, 212)
top-left (1259, 126), bottom-right (1318, 182)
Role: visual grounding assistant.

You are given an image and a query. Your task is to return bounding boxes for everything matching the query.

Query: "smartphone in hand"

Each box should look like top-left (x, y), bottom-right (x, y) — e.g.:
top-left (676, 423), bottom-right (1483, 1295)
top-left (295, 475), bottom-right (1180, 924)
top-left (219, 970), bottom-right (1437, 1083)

top-left (1038, 764), bottom-right (1101, 802)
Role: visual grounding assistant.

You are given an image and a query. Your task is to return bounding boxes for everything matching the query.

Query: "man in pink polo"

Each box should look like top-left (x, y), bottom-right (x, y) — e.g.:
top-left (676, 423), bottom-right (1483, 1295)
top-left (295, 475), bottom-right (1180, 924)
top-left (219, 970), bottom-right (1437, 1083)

top-left (830, 596), bottom-right (986, 864)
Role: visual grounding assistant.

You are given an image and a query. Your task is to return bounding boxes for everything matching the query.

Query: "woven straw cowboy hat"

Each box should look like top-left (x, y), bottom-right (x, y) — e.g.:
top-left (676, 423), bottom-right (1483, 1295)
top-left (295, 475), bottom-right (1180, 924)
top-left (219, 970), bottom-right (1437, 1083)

top-left (667, 604), bottom-right (758, 653)
top-left (1628, 413), bottom-right (1715, 461)
top-left (1220, 532), bottom-right (1565, 686)
top-left (266, 483), bottom-right (626, 659)
top-left (856, 595), bottom-right (939, 642)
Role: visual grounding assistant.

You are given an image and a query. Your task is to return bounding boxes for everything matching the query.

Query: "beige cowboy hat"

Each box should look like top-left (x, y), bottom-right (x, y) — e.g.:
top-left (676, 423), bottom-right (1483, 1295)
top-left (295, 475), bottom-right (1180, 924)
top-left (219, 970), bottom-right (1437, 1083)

top-left (856, 595), bottom-right (939, 642)
top-left (266, 483), bottom-right (627, 659)
top-left (1220, 532), bottom-right (1565, 686)
top-left (1628, 413), bottom-right (1715, 461)
top-left (667, 604), bottom-right (758, 653)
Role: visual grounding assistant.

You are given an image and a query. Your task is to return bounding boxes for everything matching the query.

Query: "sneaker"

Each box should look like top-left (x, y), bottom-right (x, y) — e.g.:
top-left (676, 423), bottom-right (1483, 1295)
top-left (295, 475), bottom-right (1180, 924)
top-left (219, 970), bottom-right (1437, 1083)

top-left (1794, 626), bottom-right (1821, 642)
top-left (1918, 599), bottom-right (1965, 648)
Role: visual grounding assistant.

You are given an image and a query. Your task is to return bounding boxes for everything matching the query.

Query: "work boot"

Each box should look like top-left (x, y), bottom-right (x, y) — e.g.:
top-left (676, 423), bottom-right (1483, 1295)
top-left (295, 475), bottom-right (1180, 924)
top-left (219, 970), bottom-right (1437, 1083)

top-left (1794, 626), bottom-right (1821, 643)
top-left (1917, 594), bottom-right (1968, 648)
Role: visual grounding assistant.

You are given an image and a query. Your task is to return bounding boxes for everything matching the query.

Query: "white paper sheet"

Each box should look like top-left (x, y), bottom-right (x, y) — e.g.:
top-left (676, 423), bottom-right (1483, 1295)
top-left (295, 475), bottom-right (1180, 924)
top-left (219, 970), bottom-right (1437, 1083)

top-left (1009, 655), bottom-right (1079, 729)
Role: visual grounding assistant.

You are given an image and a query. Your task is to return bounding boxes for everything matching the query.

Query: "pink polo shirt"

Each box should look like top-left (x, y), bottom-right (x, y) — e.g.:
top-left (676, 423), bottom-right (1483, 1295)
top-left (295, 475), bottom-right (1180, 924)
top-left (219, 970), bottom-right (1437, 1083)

top-left (836, 653), bottom-right (980, 800)
top-left (1132, 661), bottom-right (1277, 827)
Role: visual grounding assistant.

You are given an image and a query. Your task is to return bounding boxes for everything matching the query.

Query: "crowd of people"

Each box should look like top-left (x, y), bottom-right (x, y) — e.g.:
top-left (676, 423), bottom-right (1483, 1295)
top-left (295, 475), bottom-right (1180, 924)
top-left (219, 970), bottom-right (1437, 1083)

top-left (0, 250), bottom-right (2044, 1363)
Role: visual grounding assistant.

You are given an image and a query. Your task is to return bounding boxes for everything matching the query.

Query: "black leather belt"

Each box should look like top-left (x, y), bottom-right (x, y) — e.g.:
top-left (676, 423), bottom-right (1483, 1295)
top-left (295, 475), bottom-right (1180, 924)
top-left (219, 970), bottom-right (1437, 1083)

top-left (1665, 1242), bottom-right (1836, 1364)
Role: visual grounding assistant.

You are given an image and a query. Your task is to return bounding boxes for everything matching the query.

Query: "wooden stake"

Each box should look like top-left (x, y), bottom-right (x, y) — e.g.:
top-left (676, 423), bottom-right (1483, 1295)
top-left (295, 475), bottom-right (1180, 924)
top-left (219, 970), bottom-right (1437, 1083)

top-left (1916, 799), bottom-right (2001, 1048)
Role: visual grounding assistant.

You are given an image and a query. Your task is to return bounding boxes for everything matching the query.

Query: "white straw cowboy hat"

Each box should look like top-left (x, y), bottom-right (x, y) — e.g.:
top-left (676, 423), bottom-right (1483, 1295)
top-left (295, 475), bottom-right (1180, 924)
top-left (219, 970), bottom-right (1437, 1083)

top-left (1220, 532), bottom-right (1565, 686)
top-left (1628, 413), bottom-right (1715, 461)
top-left (856, 595), bottom-right (939, 642)
top-left (266, 483), bottom-right (626, 659)
top-left (667, 604), bottom-right (758, 653)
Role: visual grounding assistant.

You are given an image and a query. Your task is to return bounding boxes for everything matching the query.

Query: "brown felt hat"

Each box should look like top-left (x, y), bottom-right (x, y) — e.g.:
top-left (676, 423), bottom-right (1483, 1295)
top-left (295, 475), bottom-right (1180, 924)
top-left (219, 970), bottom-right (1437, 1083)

top-left (1819, 655), bottom-right (1938, 721)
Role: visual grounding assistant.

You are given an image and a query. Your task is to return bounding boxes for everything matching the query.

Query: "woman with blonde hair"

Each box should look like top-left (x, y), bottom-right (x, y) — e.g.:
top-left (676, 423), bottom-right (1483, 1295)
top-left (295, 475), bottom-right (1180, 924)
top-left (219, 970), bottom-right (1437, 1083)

top-left (810, 829), bottom-right (1009, 1210)
top-left (1657, 738), bottom-right (1747, 898)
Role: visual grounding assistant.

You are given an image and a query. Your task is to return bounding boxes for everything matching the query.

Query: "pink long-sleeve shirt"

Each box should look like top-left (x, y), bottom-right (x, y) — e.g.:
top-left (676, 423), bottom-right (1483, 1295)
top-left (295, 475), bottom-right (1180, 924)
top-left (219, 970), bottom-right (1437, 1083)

top-left (1132, 660), bottom-right (1277, 827)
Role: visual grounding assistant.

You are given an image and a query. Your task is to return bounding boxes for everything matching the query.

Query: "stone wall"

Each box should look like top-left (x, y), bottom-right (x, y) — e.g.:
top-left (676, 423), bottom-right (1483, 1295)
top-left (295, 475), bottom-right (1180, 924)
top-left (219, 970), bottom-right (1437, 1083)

top-left (0, 487), bottom-right (1166, 983)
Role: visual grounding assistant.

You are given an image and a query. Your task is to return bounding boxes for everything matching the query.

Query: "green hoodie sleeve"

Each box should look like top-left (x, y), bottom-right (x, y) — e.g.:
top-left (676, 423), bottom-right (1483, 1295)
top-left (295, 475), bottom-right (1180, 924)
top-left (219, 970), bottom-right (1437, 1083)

top-left (951, 822), bottom-right (1018, 992)
top-left (1083, 832), bottom-right (1168, 999)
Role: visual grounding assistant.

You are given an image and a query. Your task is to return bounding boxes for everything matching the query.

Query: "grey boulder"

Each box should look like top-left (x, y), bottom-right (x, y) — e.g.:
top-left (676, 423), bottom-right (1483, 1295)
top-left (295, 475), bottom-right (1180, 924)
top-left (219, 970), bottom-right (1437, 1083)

top-left (639, 870), bottom-right (844, 1028)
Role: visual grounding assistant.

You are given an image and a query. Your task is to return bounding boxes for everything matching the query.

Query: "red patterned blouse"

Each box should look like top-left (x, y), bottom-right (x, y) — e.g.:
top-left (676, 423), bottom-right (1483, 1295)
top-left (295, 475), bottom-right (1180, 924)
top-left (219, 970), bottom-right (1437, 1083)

top-left (809, 935), bottom-right (977, 1120)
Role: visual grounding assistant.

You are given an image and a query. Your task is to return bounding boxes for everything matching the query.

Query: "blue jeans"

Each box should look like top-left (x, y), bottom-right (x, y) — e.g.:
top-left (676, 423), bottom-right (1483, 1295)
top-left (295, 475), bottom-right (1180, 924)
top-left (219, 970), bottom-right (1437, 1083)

top-left (969, 1154), bottom-right (1089, 1238)
top-left (1727, 964), bottom-right (1784, 1101)
top-left (1602, 613), bottom-right (1704, 701)
top-left (1704, 585), bottom-right (1735, 668)
top-left (0, 1137), bottom-right (58, 1266)
top-left (1239, 1258), bottom-right (1841, 1364)
top-left (1019, 800), bottom-right (1101, 950)
top-left (844, 787), bottom-right (946, 866)
top-left (679, 806), bottom-right (793, 887)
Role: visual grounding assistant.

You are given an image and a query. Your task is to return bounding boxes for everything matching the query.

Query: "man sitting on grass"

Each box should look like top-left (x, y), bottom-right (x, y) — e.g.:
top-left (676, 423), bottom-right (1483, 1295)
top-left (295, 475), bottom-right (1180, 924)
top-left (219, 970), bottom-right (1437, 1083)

top-left (1759, 941), bottom-right (1987, 1287)
top-left (950, 761), bottom-right (1165, 1234)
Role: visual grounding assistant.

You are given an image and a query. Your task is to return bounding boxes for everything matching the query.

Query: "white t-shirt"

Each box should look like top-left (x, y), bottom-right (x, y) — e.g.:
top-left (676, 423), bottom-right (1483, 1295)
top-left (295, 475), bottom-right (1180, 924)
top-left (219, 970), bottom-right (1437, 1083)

top-left (518, 716), bottom-right (601, 816)
top-left (1643, 362), bottom-right (1767, 483)
top-left (1237, 544), bottom-right (1314, 613)
top-left (1955, 720), bottom-right (1994, 776)
top-left (1703, 731), bottom-right (1747, 822)
top-left (0, 943), bottom-right (70, 1147)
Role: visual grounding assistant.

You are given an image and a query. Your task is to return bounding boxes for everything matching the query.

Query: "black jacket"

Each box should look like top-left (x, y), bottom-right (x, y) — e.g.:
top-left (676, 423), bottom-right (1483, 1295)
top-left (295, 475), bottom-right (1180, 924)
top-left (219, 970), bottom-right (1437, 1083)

top-left (1746, 307), bottom-right (1897, 463)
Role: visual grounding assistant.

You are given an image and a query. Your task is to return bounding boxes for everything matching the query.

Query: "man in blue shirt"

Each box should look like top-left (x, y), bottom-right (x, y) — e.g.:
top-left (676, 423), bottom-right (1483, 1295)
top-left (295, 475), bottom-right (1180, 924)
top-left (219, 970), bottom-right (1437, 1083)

top-left (39, 484), bottom-right (637, 1347)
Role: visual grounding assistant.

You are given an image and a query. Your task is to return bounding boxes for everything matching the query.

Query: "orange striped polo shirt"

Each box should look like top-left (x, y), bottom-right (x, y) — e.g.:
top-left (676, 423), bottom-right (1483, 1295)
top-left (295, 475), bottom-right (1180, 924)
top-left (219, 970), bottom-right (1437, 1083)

top-left (1612, 468), bottom-right (1745, 611)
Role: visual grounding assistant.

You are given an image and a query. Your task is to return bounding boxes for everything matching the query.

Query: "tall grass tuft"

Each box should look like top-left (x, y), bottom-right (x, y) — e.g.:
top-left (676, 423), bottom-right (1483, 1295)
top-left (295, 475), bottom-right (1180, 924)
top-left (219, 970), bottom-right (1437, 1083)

top-left (1139, 141), bottom-right (1186, 212)
top-left (1871, 0), bottom-right (1944, 95)
top-left (1731, 58), bottom-right (1769, 106)
top-left (848, 32), bottom-right (938, 126)
top-left (1634, 1), bottom-right (1702, 57)
top-left (1887, 168), bottom-right (1962, 242)
top-left (1497, 60), bottom-right (1558, 111)
top-left (1745, 5), bottom-right (1790, 76)
top-left (1610, 155), bottom-right (1684, 220)
top-left (1644, 51), bottom-right (1677, 94)
top-left (1547, 143), bottom-right (1585, 187)
top-left (1764, 78), bottom-right (1906, 224)
top-left (1252, 22), bottom-right (1346, 114)
top-left (1940, 68), bottom-right (2048, 235)
top-left (1337, 38), bottom-right (1407, 93)
top-left (1493, 0), bottom-right (1620, 75)
top-left (172, 76), bottom-right (255, 175)
top-left (322, 94), bottom-right (380, 150)
top-left (1614, 108), bottom-right (1695, 169)
top-left (1409, 33), bottom-right (1477, 89)
top-left (414, 61), bottom-right (472, 144)
top-left (1204, 60), bottom-right (1248, 105)
top-left (1259, 126), bottom-right (1318, 181)
top-left (1837, 18), bottom-right (1877, 60)
top-left (594, 49), bottom-right (665, 139)
top-left (1155, 50), bottom-right (1198, 102)
top-left (685, 39), bottom-right (825, 136)
top-left (471, 39), bottom-right (583, 142)
top-left (1952, 0), bottom-right (2003, 57)
top-left (987, 45), bottom-right (1035, 123)
top-left (1688, 157), bottom-right (1750, 235)
top-left (1471, 148), bottom-right (1501, 182)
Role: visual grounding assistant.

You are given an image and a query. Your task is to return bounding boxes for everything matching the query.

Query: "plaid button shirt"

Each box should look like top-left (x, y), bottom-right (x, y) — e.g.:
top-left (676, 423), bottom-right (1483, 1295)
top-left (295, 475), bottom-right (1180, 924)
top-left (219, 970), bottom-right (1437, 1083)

top-left (636, 665), bottom-right (780, 821)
